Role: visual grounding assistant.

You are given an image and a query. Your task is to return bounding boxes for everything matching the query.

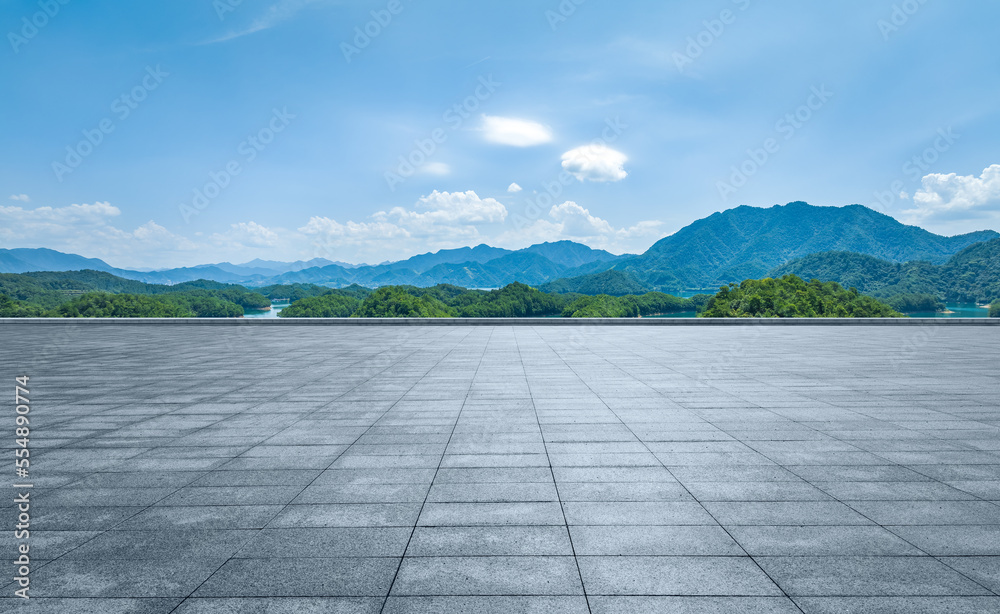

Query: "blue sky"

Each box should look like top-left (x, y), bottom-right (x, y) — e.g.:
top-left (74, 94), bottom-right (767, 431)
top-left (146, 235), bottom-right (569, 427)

top-left (2, 0), bottom-right (999, 268)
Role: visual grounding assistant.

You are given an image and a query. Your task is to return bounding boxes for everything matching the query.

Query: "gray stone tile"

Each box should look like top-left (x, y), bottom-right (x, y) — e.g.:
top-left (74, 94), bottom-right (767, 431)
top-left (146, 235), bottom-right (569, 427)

top-left (589, 596), bottom-right (802, 613)
top-left (937, 557), bottom-right (1000, 592)
top-left (757, 556), bottom-right (992, 596)
top-left (704, 501), bottom-right (873, 525)
top-left (383, 596), bottom-right (589, 613)
top-left (684, 481), bottom-right (833, 502)
top-left (427, 482), bottom-right (559, 502)
top-left (391, 556), bottom-right (583, 595)
top-left (174, 597), bottom-right (383, 613)
top-left (556, 481), bottom-right (693, 502)
top-left (0, 598), bottom-right (182, 613)
top-left (577, 556), bottom-right (783, 595)
top-left (31, 558), bottom-right (227, 597)
top-left (63, 529), bottom-right (256, 560)
top-left (418, 501), bottom-right (566, 526)
top-left (235, 527), bottom-right (412, 557)
top-left (7, 324), bottom-right (1000, 608)
top-left (406, 526), bottom-right (573, 556)
top-left (562, 501), bottom-right (715, 525)
top-left (888, 526), bottom-right (1000, 555)
top-left (115, 505), bottom-right (281, 530)
top-left (268, 503), bottom-right (422, 528)
top-left (729, 526), bottom-right (922, 556)
top-left (846, 501), bottom-right (1000, 525)
top-left (570, 525), bottom-right (743, 555)
top-left (193, 557), bottom-right (399, 597)
top-left (791, 597), bottom-right (1000, 613)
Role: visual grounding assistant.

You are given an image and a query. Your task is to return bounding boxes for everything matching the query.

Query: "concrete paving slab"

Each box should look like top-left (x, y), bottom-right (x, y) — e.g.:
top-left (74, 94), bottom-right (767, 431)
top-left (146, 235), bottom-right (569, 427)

top-left (2, 323), bottom-right (999, 609)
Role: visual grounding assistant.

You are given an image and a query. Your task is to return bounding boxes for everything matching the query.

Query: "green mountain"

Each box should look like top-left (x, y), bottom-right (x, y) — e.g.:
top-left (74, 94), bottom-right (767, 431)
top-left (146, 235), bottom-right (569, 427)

top-left (611, 202), bottom-right (997, 291)
top-left (771, 238), bottom-right (1000, 303)
top-left (539, 270), bottom-right (649, 296)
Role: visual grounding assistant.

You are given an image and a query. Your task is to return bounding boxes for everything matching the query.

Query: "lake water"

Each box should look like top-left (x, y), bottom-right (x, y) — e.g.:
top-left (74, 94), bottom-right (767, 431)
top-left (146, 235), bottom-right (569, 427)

top-left (243, 303), bottom-right (289, 319)
top-left (242, 302), bottom-right (991, 319)
top-left (903, 303), bottom-right (991, 318)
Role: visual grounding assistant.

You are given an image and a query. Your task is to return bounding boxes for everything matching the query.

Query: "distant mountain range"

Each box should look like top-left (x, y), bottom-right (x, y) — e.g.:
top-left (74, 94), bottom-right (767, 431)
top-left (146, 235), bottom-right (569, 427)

top-left (2, 203), bottom-right (997, 292)
top-left (610, 202), bottom-right (997, 290)
top-left (771, 238), bottom-right (1000, 303)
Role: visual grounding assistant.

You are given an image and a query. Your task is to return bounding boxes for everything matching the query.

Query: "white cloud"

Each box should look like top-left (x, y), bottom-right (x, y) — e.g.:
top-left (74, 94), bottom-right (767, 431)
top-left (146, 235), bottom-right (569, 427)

top-left (0, 201), bottom-right (200, 268)
top-left (420, 162), bottom-right (451, 176)
top-left (481, 115), bottom-right (553, 147)
top-left (299, 190), bottom-right (509, 261)
top-left (901, 165), bottom-right (1000, 232)
top-left (507, 182), bottom-right (523, 193)
top-left (390, 190), bottom-right (507, 226)
top-left (495, 201), bottom-right (663, 254)
top-left (8, 194), bottom-right (29, 202)
top-left (213, 221), bottom-right (281, 248)
top-left (202, 0), bottom-right (323, 45)
top-left (561, 144), bottom-right (629, 182)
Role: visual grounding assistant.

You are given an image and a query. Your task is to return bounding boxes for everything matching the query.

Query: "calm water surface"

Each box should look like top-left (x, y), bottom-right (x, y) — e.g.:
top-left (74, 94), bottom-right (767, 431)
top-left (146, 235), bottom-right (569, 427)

top-left (243, 303), bottom-right (289, 318)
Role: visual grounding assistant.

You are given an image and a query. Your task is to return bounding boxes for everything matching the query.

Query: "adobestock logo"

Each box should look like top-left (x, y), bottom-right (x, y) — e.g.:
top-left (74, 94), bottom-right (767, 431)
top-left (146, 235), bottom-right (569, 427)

top-left (545, 0), bottom-right (587, 31)
top-left (179, 107), bottom-right (296, 223)
top-left (384, 74), bottom-right (501, 192)
top-left (341, 0), bottom-right (408, 63)
top-left (511, 116), bottom-right (627, 231)
top-left (7, 0), bottom-right (71, 54)
top-left (878, 0), bottom-right (932, 42)
top-left (872, 126), bottom-right (959, 212)
top-left (717, 84), bottom-right (834, 201)
top-left (51, 65), bottom-right (170, 183)
top-left (672, 0), bottom-right (752, 73)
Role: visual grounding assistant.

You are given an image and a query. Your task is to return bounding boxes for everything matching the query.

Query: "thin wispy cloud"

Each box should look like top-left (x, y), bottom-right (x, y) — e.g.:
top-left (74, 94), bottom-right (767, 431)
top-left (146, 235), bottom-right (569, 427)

top-left (200, 0), bottom-right (325, 45)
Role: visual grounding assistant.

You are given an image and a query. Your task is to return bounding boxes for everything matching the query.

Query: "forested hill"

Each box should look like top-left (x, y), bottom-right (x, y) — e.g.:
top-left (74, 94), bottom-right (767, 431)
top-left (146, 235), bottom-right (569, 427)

top-left (770, 238), bottom-right (1000, 303)
top-left (3, 204), bottom-right (996, 294)
top-left (610, 202), bottom-right (998, 291)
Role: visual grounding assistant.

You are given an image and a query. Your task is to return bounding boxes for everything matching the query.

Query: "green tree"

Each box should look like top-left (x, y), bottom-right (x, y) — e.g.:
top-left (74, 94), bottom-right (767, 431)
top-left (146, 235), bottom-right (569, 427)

top-left (51, 293), bottom-right (191, 317)
top-left (0, 294), bottom-right (45, 317)
top-left (352, 287), bottom-right (454, 317)
top-left (699, 275), bottom-right (904, 318)
top-left (279, 294), bottom-right (361, 317)
top-left (990, 302), bottom-right (1000, 318)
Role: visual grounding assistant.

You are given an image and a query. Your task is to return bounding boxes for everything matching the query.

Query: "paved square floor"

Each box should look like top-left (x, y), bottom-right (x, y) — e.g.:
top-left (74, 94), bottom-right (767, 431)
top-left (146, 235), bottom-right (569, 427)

top-left (1, 324), bottom-right (998, 613)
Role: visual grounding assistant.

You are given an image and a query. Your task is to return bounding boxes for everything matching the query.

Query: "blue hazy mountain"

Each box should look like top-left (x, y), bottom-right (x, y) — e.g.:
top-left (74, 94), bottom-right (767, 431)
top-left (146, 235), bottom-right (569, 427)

top-left (3, 204), bottom-right (995, 292)
top-left (610, 202), bottom-right (998, 290)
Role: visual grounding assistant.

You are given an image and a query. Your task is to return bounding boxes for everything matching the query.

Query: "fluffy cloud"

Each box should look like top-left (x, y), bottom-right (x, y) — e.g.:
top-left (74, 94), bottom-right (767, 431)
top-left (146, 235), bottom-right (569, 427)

top-left (1, 193), bottom-right (666, 270)
top-left (0, 201), bottom-right (200, 267)
top-left (507, 182), bottom-right (523, 193)
top-left (481, 115), bottom-right (553, 147)
top-left (212, 221), bottom-right (281, 248)
top-left (902, 165), bottom-right (1000, 227)
top-left (497, 201), bottom-right (663, 253)
top-left (561, 145), bottom-right (629, 182)
top-left (300, 190), bottom-right (509, 261)
top-left (9, 194), bottom-right (29, 202)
